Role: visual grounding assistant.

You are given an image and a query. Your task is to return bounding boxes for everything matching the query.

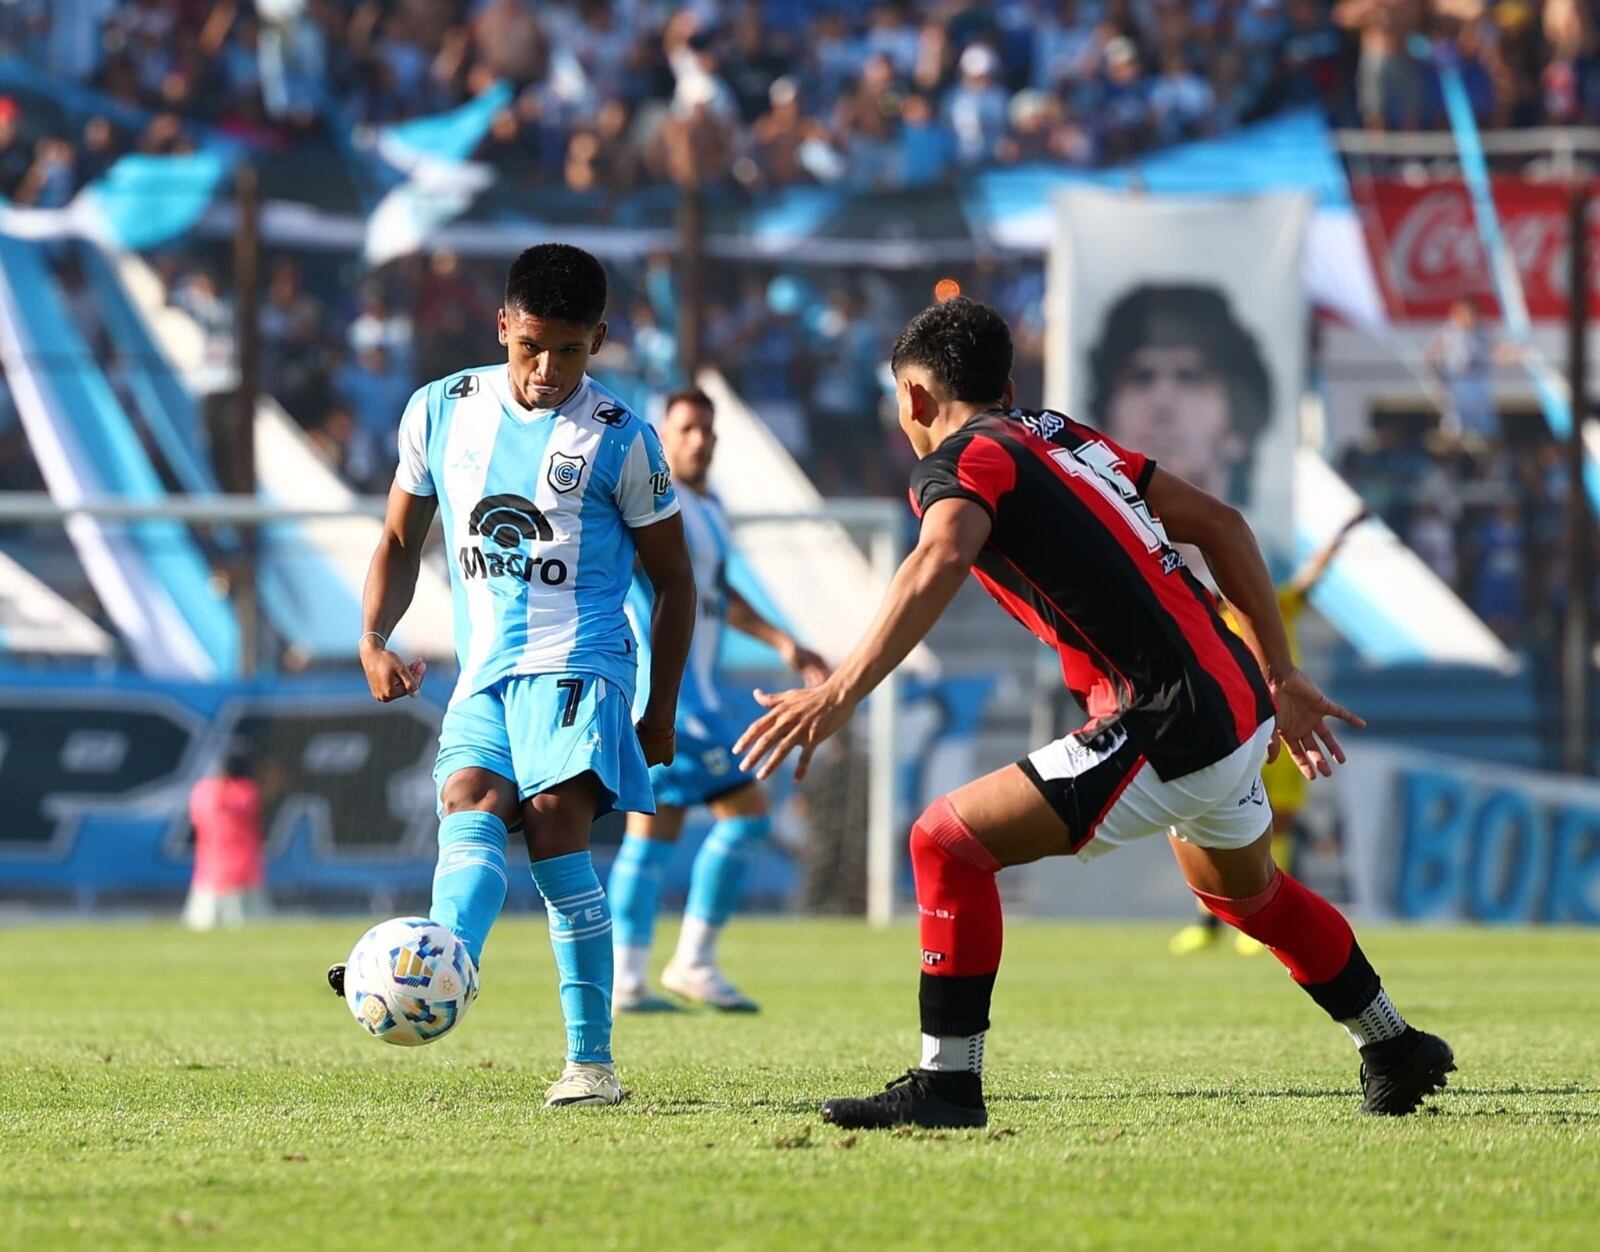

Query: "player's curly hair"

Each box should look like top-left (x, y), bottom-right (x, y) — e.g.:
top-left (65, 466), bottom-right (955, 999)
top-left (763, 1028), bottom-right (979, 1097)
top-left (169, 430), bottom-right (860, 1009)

top-left (1088, 284), bottom-right (1271, 446)
top-left (505, 243), bottom-right (608, 326)
top-left (891, 296), bottom-right (1013, 403)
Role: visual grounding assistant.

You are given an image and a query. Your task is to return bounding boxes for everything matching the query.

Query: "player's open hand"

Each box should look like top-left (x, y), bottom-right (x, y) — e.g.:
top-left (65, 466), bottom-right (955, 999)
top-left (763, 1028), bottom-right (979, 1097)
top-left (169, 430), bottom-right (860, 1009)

top-left (1268, 667), bottom-right (1366, 780)
top-left (361, 643), bottom-right (426, 703)
top-left (780, 639), bottom-right (831, 688)
top-left (734, 682), bottom-right (855, 782)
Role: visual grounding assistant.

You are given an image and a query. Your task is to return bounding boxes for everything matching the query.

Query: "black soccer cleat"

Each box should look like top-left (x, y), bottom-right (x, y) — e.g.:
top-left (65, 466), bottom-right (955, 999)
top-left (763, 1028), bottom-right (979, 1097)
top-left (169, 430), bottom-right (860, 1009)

top-left (1359, 1028), bottom-right (1455, 1116)
top-left (820, 1069), bottom-right (988, 1130)
top-left (327, 963), bottom-right (346, 1000)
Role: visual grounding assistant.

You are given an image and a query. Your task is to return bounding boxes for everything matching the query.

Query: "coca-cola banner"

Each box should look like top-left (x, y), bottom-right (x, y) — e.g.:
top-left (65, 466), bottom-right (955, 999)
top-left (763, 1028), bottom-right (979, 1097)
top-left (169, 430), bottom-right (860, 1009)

top-left (1354, 177), bottom-right (1600, 322)
top-left (1046, 191), bottom-right (1306, 562)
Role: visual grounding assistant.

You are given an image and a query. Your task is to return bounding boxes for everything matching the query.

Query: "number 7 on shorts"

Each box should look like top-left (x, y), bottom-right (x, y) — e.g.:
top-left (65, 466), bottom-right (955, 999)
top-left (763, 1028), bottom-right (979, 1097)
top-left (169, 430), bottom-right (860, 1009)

top-left (556, 678), bottom-right (584, 728)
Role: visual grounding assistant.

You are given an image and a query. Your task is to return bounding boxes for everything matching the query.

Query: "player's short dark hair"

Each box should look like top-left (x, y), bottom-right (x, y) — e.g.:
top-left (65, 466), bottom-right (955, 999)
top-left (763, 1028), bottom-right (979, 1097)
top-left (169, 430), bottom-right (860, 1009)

top-left (504, 243), bottom-right (608, 326)
top-left (890, 296), bottom-right (1013, 403)
top-left (664, 386), bottom-right (714, 415)
top-left (1088, 284), bottom-right (1271, 445)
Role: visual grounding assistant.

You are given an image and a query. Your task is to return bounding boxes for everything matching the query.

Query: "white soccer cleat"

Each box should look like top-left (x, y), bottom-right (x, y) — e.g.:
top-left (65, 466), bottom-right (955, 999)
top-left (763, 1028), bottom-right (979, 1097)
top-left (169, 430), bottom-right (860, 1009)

top-left (660, 961), bottom-right (760, 1013)
top-left (614, 982), bottom-right (681, 1013)
top-left (543, 1061), bottom-right (623, 1107)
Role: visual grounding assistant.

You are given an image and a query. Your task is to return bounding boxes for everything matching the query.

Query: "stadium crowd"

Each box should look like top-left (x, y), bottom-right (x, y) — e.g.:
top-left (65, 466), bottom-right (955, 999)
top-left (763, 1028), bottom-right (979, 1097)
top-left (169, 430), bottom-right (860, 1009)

top-left (1, 0), bottom-right (1596, 648)
top-left (1339, 420), bottom-right (1581, 650)
top-left (4, 1), bottom-right (1599, 212)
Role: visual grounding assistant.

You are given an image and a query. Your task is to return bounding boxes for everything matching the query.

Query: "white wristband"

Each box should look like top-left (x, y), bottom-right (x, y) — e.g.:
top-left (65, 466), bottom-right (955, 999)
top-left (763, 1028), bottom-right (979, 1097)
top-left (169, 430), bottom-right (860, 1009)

top-left (358, 631), bottom-right (386, 649)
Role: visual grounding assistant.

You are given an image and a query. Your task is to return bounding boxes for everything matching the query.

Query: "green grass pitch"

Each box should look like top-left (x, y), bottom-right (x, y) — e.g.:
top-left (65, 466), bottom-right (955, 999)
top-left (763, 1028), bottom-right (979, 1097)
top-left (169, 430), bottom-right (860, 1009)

top-left (4, 919), bottom-right (1597, 1250)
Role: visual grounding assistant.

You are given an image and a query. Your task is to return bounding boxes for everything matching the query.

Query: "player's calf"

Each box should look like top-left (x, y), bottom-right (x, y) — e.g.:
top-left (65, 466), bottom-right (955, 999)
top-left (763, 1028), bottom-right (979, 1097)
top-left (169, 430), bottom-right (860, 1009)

top-left (1194, 869), bottom-right (1454, 1115)
top-left (821, 797), bottom-right (996, 1130)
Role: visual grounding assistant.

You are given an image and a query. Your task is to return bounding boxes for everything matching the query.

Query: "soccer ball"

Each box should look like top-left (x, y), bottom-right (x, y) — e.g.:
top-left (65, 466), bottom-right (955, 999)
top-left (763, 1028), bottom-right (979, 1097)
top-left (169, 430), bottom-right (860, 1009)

top-left (343, 917), bottom-right (478, 1046)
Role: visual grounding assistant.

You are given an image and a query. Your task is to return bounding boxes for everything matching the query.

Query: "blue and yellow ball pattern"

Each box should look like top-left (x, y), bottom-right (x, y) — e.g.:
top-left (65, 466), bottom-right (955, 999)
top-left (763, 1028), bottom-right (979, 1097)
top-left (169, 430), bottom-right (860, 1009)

top-left (343, 917), bottom-right (478, 1047)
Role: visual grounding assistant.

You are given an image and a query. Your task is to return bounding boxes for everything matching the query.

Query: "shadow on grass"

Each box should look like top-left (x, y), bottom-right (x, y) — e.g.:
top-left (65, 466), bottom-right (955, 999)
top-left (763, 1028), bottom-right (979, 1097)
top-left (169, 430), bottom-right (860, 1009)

top-left (990, 1083), bottom-right (1600, 1105)
top-left (625, 1084), bottom-right (1600, 1120)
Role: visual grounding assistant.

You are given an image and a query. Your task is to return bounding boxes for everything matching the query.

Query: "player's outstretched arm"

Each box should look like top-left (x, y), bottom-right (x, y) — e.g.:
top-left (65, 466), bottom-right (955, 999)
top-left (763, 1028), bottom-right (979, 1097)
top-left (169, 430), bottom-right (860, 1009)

top-left (1144, 467), bottom-right (1366, 780)
top-left (359, 483), bottom-right (436, 703)
top-left (725, 587), bottom-right (830, 686)
top-left (1288, 506), bottom-right (1370, 599)
top-left (734, 497), bottom-right (989, 781)
top-left (633, 513), bottom-right (697, 766)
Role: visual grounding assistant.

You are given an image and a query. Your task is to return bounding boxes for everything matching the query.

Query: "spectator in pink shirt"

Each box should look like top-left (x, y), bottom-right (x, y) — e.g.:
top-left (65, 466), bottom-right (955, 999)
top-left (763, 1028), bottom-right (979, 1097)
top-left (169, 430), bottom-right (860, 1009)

top-left (183, 743), bottom-right (270, 930)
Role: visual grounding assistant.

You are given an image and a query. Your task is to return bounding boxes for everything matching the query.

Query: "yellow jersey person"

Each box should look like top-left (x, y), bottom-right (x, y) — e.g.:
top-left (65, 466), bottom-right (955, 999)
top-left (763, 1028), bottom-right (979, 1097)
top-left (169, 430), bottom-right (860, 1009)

top-left (1171, 508), bottom-right (1369, 956)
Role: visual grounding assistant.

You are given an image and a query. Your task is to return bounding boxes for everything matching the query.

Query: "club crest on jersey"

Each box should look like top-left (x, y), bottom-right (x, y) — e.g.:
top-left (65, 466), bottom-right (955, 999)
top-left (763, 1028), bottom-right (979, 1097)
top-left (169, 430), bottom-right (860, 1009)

top-left (547, 452), bottom-right (586, 495)
top-left (591, 403), bottom-right (630, 427)
top-left (1020, 410), bottom-right (1064, 441)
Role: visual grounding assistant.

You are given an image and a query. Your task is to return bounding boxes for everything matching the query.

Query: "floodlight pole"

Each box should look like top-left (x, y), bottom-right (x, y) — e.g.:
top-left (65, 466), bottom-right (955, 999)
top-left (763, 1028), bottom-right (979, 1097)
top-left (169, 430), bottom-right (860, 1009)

top-left (1563, 180), bottom-right (1594, 775)
top-left (232, 163), bottom-right (261, 677)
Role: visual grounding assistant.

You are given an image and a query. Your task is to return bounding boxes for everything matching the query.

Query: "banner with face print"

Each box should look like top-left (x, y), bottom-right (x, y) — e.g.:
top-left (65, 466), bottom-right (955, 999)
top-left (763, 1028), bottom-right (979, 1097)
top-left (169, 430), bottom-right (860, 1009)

top-left (1046, 191), bottom-right (1309, 564)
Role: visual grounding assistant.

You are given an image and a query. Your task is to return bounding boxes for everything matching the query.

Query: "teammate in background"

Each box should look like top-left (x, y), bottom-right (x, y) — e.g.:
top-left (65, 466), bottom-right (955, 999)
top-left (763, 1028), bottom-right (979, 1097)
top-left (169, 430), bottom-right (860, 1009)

top-left (338, 243), bottom-right (696, 1108)
top-left (609, 387), bottom-right (829, 1012)
top-left (1171, 506), bottom-right (1370, 957)
top-left (737, 298), bottom-right (1453, 1128)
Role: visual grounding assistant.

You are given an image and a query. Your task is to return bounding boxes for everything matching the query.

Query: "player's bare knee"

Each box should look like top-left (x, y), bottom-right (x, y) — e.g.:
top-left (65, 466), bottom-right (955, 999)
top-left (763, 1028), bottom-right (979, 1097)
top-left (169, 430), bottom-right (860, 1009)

top-left (628, 808), bottom-right (686, 843)
top-left (1179, 826), bottom-right (1276, 901)
top-left (525, 821), bottom-right (591, 863)
top-left (439, 769), bottom-right (517, 822)
top-left (709, 782), bottom-right (767, 820)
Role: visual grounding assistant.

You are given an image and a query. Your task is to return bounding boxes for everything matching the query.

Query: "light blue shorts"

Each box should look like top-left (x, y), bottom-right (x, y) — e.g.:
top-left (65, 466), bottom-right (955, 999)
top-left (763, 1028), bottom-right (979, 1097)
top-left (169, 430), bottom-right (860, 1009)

top-left (433, 673), bottom-right (654, 817)
top-left (649, 707), bottom-right (758, 811)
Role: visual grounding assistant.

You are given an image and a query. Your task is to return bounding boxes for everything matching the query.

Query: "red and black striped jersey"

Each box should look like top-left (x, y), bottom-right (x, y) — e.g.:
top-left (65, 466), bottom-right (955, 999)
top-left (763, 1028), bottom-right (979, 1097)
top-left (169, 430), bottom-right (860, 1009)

top-left (909, 408), bottom-right (1274, 780)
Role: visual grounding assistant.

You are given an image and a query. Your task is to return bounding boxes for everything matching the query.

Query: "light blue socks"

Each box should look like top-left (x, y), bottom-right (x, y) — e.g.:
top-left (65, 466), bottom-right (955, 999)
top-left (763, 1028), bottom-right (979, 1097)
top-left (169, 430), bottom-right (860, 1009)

top-left (608, 834), bottom-right (676, 949)
top-left (685, 815), bottom-right (771, 928)
top-left (531, 850), bottom-right (613, 1063)
top-left (430, 810), bottom-right (509, 966)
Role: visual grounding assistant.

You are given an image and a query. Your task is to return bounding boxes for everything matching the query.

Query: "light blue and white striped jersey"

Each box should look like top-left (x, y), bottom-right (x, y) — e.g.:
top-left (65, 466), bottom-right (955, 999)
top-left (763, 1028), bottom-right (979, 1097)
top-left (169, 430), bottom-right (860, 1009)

top-left (396, 367), bottom-right (679, 707)
top-left (627, 484), bottom-right (731, 721)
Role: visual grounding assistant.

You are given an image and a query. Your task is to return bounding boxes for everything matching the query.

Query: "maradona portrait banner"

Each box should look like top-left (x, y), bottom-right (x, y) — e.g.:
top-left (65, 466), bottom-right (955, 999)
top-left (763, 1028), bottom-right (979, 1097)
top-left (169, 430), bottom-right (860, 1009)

top-left (1046, 190), bottom-right (1309, 564)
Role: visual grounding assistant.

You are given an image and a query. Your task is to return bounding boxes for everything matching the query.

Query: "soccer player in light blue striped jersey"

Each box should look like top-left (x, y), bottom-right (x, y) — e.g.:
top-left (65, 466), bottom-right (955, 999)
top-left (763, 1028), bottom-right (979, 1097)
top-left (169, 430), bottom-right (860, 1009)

top-left (345, 244), bottom-right (696, 1108)
top-left (610, 387), bottom-right (829, 1012)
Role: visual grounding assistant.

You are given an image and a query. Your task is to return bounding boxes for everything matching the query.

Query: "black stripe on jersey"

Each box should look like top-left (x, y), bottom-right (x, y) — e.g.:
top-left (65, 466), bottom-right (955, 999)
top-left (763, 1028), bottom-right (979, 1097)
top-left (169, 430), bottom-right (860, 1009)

top-left (1182, 565), bottom-right (1278, 730)
top-left (978, 423), bottom-right (1259, 778)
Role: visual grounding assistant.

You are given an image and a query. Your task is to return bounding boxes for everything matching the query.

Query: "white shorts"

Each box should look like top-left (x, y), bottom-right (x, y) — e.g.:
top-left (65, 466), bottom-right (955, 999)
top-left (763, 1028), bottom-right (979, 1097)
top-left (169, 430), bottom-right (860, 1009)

top-left (1019, 720), bottom-right (1275, 861)
top-left (182, 886), bottom-right (272, 930)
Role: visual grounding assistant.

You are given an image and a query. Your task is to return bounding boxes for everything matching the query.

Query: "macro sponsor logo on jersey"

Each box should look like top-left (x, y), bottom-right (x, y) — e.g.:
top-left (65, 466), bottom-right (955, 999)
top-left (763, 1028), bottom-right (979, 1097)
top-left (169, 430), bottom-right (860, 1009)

top-left (461, 493), bottom-right (568, 586)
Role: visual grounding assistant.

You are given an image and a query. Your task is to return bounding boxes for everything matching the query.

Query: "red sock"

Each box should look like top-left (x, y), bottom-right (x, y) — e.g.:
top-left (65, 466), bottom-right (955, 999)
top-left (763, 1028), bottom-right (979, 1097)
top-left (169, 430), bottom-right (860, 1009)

top-left (911, 797), bottom-right (1002, 1038)
top-left (1193, 869), bottom-right (1353, 985)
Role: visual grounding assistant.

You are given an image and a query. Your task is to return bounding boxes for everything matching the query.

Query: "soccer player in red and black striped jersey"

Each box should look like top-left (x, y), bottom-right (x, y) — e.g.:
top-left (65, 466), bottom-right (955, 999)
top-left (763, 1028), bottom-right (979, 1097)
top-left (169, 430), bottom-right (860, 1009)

top-left (736, 297), bottom-right (1454, 1128)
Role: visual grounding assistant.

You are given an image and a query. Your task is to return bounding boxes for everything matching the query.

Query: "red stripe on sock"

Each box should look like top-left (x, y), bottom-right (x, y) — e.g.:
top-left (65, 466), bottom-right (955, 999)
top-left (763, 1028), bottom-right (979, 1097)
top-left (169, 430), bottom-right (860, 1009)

top-left (912, 797), bottom-right (1002, 978)
top-left (1193, 869), bottom-right (1354, 985)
